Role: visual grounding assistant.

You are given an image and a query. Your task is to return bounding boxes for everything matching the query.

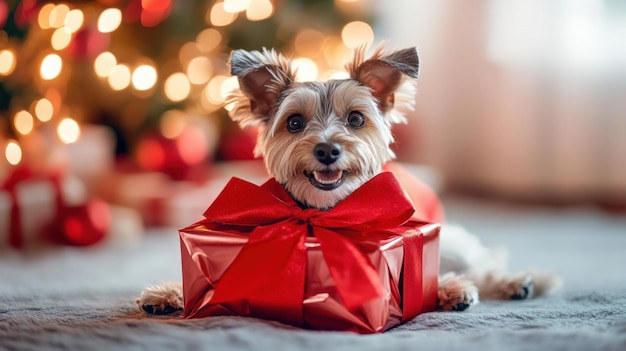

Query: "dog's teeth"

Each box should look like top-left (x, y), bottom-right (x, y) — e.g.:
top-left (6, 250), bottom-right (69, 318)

top-left (313, 170), bottom-right (342, 184)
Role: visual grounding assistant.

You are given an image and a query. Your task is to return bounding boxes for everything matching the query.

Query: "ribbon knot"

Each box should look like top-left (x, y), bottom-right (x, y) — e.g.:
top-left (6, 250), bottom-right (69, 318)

top-left (192, 172), bottom-right (417, 326)
top-left (292, 208), bottom-right (319, 226)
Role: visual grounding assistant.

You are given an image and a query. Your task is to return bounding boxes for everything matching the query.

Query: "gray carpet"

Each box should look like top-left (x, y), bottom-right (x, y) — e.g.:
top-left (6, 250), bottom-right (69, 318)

top-left (2, 194), bottom-right (626, 351)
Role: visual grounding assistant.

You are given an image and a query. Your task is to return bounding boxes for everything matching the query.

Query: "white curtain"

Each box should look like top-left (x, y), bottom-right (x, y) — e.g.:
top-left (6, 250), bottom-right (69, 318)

top-left (376, 0), bottom-right (626, 202)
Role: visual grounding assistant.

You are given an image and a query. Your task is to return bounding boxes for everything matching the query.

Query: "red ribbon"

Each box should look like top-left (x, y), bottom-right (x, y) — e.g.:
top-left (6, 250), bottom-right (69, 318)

top-left (198, 172), bottom-right (416, 326)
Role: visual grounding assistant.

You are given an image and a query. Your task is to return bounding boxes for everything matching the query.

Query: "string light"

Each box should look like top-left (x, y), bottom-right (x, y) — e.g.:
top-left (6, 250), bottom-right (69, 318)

top-left (108, 64), bottom-right (132, 90)
top-left (5, 140), bottom-right (22, 166)
top-left (51, 27), bottom-right (72, 50)
top-left (14, 110), bottom-right (35, 135)
top-left (293, 57), bottom-right (319, 81)
top-left (49, 4), bottom-right (70, 29)
top-left (35, 98), bottom-right (54, 122)
top-left (38, 3), bottom-right (56, 29)
top-left (208, 2), bottom-right (237, 27)
top-left (40, 54), bottom-right (63, 80)
top-left (196, 28), bottom-right (222, 53)
top-left (224, 0), bottom-right (252, 13)
top-left (246, 0), bottom-right (274, 21)
top-left (160, 109), bottom-right (187, 139)
top-left (64, 9), bottom-right (84, 33)
top-left (186, 56), bottom-right (212, 85)
top-left (164, 73), bottom-right (191, 102)
top-left (0, 49), bottom-right (16, 76)
top-left (57, 118), bottom-right (81, 144)
top-left (205, 75), bottom-right (229, 104)
top-left (94, 52), bottom-right (117, 77)
top-left (132, 64), bottom-right (158, 91)
top-left (98, 8), bottom-right (122, 33)
top-left (341, 21), bottom-right (374, 49)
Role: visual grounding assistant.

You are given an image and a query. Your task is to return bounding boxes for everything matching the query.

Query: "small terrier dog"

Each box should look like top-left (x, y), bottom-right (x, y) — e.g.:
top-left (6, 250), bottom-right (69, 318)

top-left (138, 46), bottom-right (559, 315)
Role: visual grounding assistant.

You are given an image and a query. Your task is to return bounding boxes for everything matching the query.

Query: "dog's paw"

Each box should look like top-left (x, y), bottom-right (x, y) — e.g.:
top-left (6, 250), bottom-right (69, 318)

top-left (494, 272), bottom-right (534, 300)
top-left (508, 275), bottom-right (534, 300)
top-left (437, 273), bottom-right (479, 312)
top-left (136, 282), bottom-right (183, 315)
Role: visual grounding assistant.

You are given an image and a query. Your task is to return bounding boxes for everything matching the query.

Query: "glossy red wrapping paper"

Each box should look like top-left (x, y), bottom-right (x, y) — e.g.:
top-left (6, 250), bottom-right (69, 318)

top-left (179, 172), bottom-right (441, 333)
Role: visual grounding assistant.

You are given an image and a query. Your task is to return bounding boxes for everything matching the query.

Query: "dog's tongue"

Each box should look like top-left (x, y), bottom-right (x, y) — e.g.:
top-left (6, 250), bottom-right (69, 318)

top-left (313, 170), bottom-right (342, 184)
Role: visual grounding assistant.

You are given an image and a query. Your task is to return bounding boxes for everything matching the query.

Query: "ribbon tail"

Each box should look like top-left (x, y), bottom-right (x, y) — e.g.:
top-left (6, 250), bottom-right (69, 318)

top-left (210, 223), bottom-right (307, 325)
top-left (315, 228), bottom-right (383, 312)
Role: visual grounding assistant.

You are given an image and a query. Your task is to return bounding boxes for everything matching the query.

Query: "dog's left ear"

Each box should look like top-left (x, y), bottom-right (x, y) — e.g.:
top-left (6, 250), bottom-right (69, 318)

top-left (349, 47), bottom-right (419, 111)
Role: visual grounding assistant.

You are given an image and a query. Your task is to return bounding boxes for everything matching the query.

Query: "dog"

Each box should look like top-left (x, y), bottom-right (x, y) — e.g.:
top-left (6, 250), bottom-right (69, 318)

top-left (137, 46), bottom-right (560, 315)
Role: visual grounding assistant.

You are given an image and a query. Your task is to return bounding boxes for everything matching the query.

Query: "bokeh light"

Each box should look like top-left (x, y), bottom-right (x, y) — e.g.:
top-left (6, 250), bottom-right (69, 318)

top-left (57, 118), bottom-right (81, 144)
top-left (51, 27), bottom-right (72, 50)
top-left (5, 140), bottom-right (22, 166)
top-left (35, 98), bottom-right (54, 122)
top-left (196, 28), bottom-right (222, 53)
top-left (94, 51), bottom-right (117, 77)
top-left (205, 75), bottom-right (229, 104)
top-left (293, 57), bottom-right (319, 81)
top-left (186, 56), bottom-right (212, 85)
top-left (164, 72), bottom-right (191, 102)
top-left (40, 54), bottom-right (63, 80)
top-left (49, 4), bottom-right (70, 29)
top-left (132, 64), bottom-right (158, 91)
top-left (224, 0), bottom-right (251, 13)
top-left (38, 3), bottom-right (55, 29)
top-left (160, 109), bottom-right (187, 139)
top-left (0, 49), bottom-right (16, 76)
top-left (98, 8), bottom-right (122, 33)
top-left (341, 21), bottom-right (374, 49)
top-left (246, 0), bottom-right (273, 21)
top-left (108, 64), bottom-right (131, 90)
top-left (64, 9), bottom-right (84, 33)
top-left (294, 29), bottom-right (325, 57)
top-left (208, 2), bottom-right (237, 27)
top-left (14, 110), bottom-right (34, 135)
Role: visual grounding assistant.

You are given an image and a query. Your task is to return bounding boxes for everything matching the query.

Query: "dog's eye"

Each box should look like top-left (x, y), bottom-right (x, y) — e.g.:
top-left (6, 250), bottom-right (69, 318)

top-left (347, 111), bottom-right (365, 129)
top-left (286, 114), bottom-right (305, 133)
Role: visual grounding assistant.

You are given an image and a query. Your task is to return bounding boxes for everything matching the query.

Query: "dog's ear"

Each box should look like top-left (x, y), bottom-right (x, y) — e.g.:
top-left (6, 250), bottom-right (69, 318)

top-left (228, 49), bottom-right (294, 128)
top-left (348, 47), bottom-right (419, 111)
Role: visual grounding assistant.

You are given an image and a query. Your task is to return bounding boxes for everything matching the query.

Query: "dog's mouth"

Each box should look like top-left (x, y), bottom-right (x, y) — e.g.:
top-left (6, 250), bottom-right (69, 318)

top-left (304, 169), bottom-right (348, 190)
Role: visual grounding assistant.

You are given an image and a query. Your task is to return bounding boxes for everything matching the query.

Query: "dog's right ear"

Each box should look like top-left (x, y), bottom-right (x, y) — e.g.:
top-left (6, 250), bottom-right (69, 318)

top-left (228, 49), bottom-right (295, 128)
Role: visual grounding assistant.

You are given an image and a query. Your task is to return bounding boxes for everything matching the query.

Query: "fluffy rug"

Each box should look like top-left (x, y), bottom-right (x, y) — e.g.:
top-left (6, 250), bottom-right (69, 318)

top-left (2, 191), bottom-right (626, 350)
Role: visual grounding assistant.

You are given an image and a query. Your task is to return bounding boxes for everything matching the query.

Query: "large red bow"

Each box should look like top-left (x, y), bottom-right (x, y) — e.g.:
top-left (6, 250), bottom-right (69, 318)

top-left (188, 172), bottom-right (416, 326)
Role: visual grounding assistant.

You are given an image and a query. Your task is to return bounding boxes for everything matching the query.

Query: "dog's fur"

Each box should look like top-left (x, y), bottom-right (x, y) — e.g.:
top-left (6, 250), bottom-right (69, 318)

top-left (137, 46), bottom-right (560, 315)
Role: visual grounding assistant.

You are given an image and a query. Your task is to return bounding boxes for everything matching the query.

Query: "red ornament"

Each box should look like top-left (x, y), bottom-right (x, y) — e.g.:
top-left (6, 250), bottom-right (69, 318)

top-left (51, 198), bottom-right (111, 246)
top-left (0, 1), bottom-right (9, 29)
top-left (67, 26), bottom-right (110, 60)
top-left (218, 126), bottom-right (258, 161)
top-left (135, 126), bottom-right (210, 181)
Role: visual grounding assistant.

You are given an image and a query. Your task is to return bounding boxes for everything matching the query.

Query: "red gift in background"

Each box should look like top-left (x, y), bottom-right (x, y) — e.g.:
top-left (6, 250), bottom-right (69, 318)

top-left (179, 172), bottom-right (440, 333)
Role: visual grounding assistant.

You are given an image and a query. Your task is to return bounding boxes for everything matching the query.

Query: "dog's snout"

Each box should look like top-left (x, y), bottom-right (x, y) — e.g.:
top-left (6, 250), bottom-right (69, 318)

top-left (313, 142), bottom-right (342, 165)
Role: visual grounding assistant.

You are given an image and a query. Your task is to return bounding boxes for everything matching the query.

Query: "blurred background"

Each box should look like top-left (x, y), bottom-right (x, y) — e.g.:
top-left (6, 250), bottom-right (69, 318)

top-left (1, 0), bottom-right (624, 249)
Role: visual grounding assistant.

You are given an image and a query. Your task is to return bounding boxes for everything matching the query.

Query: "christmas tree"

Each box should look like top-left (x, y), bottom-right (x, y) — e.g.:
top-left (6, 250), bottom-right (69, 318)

top-left (0, 0), bottom-right (377, 247)
top-left (1, 0), bottom-right (376, 169)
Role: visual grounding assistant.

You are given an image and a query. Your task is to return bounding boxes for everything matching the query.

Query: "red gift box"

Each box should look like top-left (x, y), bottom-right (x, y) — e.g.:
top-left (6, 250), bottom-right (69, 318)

top-left (179, 172), bottom-right (440, 333)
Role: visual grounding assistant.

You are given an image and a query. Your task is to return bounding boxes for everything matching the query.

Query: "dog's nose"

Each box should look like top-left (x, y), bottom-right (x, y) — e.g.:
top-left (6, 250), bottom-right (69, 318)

top-left (313, 142), bottom-right (342, 165)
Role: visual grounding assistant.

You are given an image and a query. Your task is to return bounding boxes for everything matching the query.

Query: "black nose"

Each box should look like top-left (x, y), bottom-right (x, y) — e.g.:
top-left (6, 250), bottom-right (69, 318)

top-left (313, 142), bottom-right (342, 165)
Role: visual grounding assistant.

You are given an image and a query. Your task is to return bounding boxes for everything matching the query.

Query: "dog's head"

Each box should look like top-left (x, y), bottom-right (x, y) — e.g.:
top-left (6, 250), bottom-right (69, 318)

top-left (227, 46), bottom-right (419, 210)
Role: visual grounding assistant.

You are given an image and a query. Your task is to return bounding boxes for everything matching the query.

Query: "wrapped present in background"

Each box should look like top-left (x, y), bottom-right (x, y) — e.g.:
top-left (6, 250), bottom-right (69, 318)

top-left (0, 165), bottom-right (142, 249)
top-left (179, 172), bottom-right (440, 333)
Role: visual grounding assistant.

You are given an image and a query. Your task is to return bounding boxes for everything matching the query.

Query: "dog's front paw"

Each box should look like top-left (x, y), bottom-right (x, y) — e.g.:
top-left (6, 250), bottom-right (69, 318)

top-left (136, 282), bottom-right (183, 315)
top-left (437, 273), bottom-right (479, 311)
